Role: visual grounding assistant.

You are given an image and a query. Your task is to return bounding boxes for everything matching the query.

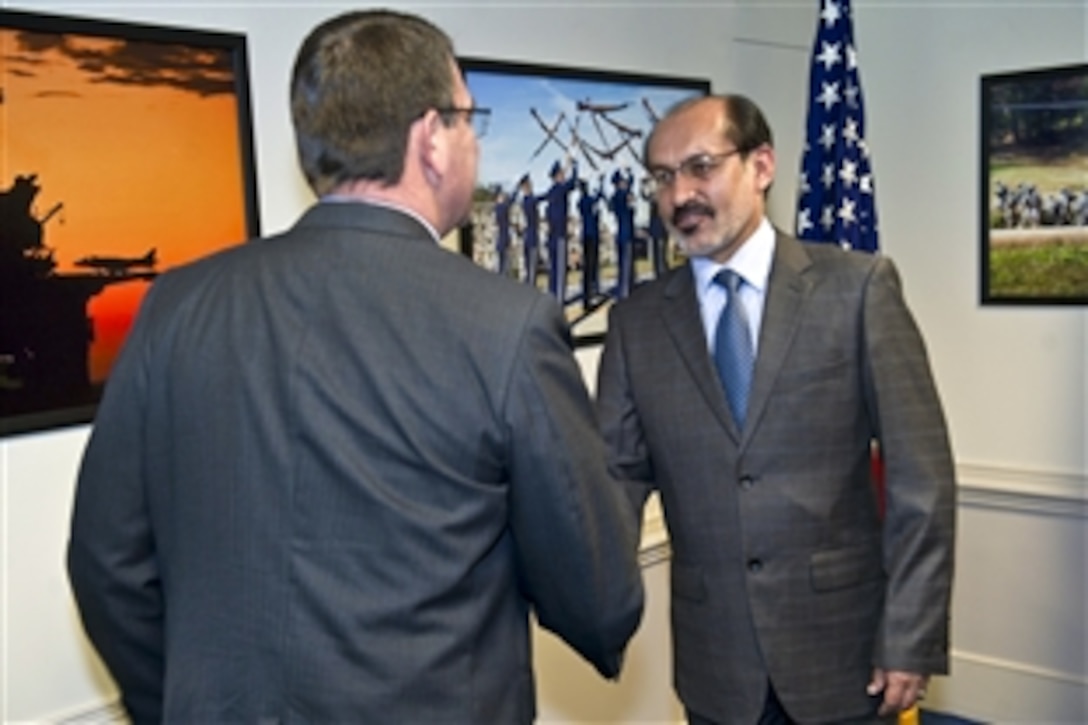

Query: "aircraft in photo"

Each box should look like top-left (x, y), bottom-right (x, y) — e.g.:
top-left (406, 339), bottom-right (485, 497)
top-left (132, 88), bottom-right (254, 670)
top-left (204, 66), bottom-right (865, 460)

top-left (74, 248), bottom-right (157, 276)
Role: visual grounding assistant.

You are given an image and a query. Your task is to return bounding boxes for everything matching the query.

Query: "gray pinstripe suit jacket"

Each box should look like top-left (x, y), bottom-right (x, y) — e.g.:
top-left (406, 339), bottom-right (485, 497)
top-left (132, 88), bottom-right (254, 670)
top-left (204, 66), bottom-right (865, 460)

top-left (68, 201), bottom-right (644, 724)
top-left (596, 231), bottom-right (955, 724)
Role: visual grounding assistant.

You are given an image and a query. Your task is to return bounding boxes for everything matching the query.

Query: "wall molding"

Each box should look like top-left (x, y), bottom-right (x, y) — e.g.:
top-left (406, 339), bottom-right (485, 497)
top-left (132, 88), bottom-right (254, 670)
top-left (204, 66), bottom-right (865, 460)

top-left (952, 649), bottom-right (1088, 688)
top-left (639, 537), bottom-right (671, 568)
top-left (934, 648), bottom-right (1088, 723)
top-left (51, 699), bottom-right (125, 724)
top-left (956, 461), bottom-right (1087, 518)
top-left (638, 494), bottom-right (672, 568)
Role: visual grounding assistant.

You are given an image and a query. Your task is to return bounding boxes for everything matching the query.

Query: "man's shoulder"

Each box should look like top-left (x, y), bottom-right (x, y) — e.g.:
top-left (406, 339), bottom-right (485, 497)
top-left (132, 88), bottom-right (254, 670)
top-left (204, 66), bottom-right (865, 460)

top-left (782, 235), bottom-right (889, 286)
top-left (150, 239), bottom-right (253, 297)
top-left (612, 265), bottom-right (689, 315)
top-left (788, 234), bottom-right (882, 267)
top-left (435, 248), bottom-right (559, 315)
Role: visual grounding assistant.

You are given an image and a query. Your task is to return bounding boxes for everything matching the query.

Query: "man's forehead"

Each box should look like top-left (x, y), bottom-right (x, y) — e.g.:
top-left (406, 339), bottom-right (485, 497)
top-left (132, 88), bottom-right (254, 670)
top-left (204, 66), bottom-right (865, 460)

top-left (648, 114), bottom-right (723, 163)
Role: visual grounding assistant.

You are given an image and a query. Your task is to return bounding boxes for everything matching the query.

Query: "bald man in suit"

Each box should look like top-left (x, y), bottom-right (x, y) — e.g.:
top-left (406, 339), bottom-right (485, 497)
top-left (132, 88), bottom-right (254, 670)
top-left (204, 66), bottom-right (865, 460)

top-left (596, 94), bottom-right (955, 724)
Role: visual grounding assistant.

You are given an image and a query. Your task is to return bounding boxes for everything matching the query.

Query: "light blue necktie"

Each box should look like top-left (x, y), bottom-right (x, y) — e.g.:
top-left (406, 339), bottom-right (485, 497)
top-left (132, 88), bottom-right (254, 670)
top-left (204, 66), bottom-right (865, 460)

top-left (714, 269), bottom-right (754, 427)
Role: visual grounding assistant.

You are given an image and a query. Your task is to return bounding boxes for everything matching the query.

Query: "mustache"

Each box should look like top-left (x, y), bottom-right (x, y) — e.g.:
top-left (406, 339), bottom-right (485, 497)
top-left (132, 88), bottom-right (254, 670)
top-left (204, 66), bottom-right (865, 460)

top-left (671, 201), bottom-right (715, 227)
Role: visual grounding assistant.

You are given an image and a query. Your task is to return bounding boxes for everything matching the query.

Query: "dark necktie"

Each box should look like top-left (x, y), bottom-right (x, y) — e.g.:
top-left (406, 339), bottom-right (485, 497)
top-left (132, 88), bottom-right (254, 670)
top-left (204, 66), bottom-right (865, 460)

top-left (714, 269), bottom-right (754, 427)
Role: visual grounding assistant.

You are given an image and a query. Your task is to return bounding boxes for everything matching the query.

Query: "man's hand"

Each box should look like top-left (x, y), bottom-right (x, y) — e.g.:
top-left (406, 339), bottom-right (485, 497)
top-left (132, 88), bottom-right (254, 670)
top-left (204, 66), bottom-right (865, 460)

top-left (867, 668), bottom-right (929, 716)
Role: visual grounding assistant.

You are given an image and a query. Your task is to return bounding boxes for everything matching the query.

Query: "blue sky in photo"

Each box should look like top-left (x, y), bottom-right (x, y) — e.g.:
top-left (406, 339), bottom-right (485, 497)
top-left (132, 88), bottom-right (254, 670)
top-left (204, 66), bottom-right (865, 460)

top-left (466, 67), bottom-right (705, 195)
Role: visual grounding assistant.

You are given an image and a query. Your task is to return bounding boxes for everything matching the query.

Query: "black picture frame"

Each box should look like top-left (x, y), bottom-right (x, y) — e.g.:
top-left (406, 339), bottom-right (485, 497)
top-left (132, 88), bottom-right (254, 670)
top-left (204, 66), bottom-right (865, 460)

top-left (1, 8), bottom-right (261, 437)
top-left (458, 57), bottom-right (710, 345)
top-left (980, 62), bottom-right (1088, 305)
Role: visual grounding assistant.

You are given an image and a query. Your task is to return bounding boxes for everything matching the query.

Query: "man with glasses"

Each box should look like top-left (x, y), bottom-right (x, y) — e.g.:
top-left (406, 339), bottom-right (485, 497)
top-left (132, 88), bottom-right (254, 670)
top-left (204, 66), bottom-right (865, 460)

top-left (596, 94), bottom-right (955, 724)
top-left (68, 10), bottom-right (643, 724)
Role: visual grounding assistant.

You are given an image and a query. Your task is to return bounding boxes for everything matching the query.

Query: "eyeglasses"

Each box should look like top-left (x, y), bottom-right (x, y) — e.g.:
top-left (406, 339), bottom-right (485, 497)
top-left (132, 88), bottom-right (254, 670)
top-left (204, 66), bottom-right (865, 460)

top-left (435, 106), bottom-right (491, 138)
top-left (646, 149), bottom-right (745, 189)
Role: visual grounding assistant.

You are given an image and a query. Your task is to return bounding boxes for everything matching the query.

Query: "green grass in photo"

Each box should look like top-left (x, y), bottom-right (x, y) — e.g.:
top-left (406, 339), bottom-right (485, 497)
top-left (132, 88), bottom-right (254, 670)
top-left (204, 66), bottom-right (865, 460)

top-left (989, 239), bottom-right (1088, 298)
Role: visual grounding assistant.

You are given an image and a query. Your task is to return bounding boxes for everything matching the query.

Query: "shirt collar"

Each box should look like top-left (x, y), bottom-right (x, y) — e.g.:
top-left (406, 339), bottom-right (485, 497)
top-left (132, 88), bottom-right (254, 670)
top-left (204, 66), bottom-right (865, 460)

top-left (320, 194), bottom-right (442, 244)
top-left (691, 217), bottom-right (776, 294)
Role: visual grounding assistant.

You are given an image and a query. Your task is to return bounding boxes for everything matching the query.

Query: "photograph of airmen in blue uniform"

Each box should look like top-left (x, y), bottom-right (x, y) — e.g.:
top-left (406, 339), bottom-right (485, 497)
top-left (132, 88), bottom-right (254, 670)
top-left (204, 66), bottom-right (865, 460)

top-left (457, 60), bottom-right (707, 342)
top-left (609, 168), bottom-right (637, 301)
top-left (544, 158), bottom-right (578, 301)
top-left (640, 173), bottom-right (670, 278)
top-left (517, 174), bottom-right (544, 287)
top-left (577, 176), bottom-right (606, 311)
top-left (491, 184), bottom-right (515, 277)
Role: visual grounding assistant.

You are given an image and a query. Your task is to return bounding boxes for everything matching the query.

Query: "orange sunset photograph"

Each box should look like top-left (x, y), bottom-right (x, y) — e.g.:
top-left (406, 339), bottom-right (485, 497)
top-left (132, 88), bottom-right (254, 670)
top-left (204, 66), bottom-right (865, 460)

top-left (1, 11), bottom-right (258, 434)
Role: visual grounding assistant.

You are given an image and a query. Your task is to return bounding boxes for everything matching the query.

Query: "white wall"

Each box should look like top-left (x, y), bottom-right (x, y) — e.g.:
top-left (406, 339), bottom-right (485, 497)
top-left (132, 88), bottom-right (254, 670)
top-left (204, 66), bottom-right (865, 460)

top-left (2, 1), bottom-right (1086, 723)
top-left (852, 4), bottom-right (1087, 722)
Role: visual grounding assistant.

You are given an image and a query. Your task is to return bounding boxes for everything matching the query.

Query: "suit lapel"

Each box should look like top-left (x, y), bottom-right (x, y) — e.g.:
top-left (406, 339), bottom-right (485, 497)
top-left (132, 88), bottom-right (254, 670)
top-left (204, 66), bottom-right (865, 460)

top-left (659, 264), bottom-right (741, 440)
top-left (743, 234), bottom-right (813, 440)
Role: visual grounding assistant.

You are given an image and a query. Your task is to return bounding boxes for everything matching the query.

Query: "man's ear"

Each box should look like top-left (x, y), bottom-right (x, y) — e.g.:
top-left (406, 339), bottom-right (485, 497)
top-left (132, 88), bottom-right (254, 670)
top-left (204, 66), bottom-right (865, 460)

top-left (416, 109), bottom-right (448, 189)
top-left (751, 143), bottom-right (776, 194)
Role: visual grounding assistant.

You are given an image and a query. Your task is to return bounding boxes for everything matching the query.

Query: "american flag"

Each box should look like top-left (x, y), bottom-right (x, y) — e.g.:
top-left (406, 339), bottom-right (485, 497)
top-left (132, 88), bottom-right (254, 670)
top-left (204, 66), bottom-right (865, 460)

top-left (795, 0), bottom-right (878, 253)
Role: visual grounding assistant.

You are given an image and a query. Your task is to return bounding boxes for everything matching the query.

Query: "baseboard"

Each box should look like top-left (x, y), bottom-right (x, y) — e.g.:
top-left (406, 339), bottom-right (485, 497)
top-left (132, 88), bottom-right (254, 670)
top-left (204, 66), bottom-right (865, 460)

top-left (928, 650), bottom-right (1088, 723)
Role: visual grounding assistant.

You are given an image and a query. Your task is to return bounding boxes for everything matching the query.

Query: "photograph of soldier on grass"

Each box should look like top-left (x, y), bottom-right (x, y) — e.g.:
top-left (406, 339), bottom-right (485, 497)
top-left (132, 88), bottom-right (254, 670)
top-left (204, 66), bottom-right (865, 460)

top-left (981, 62), bottom-right (1088, 305)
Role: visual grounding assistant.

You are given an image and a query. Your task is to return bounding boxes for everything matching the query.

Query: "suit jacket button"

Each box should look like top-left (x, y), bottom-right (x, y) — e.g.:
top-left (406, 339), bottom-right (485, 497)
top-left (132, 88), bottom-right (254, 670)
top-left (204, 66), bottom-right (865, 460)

top-left (739, 475), bottom-right (755, 489)
top-left (747, 559), bottom-right (763, 573)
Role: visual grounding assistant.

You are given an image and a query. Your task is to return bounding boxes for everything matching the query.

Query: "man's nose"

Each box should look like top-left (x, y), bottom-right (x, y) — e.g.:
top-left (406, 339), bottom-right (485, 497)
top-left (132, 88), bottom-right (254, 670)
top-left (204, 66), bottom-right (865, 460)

top-left (665, 173), bottom-right (700, 208)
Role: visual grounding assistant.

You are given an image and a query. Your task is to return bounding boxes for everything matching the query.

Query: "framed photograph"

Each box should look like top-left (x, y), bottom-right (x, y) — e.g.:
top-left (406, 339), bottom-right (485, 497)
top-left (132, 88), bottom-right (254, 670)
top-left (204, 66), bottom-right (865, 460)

top-left (980, 63), bottom-right (1088, 305)
top-left (1, 8), bottom-right (261, 437)
top-left (459, 57), bottom-right (709, 345)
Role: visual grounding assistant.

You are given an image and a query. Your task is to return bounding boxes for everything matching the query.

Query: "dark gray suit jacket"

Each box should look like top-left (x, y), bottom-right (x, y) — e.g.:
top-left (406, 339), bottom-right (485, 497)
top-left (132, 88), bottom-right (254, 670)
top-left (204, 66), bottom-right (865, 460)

top-left (596, 232), bottom-right (955, 724)
top-left (68, 201), bottom-right (644, 724)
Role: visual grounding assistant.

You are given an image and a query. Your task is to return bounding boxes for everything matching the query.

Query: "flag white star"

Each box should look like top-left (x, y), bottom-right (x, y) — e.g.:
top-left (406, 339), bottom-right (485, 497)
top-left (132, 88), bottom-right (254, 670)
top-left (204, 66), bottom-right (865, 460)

top-left (842, 117), bottom-right (859, 146)
top-left (839, 159), bottom-right (859, 187)
top-left (797, 208), bottom-right (814, 236)
top-left (820, 123), bottom-right (837, 151)
top-left (860, 174), bottom-right (873, 194)
top-left (821, 0), bottom-right (842, 28)
top-left (847, 43), bottom-right (858, 70)
top-left (817, 81), bottom-right (841, 112)
top-left (838, 197), bottom-right (857, 226)
top-left (816, 41), bottom-right (842, 71)
top-left (822, 163), bottom-right (836, 189)
top-left (799, 171), bottom-right (811, 194)
top-left (844, 82), bottom-right (860, 109)
top-left (821, 205), bottom-right (835, 231)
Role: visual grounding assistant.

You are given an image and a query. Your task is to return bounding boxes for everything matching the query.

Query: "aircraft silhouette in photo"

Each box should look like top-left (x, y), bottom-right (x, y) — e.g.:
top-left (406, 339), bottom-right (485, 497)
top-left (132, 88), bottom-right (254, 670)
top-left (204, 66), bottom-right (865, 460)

top-left (75, 248), bottom-right (157, 276)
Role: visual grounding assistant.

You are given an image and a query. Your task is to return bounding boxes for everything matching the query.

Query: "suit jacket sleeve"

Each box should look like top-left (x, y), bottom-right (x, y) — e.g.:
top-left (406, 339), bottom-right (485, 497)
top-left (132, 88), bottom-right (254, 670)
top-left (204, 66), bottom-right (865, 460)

top-left (503, 295), bottom-right (645, 679)
top-left (594, 305), bottom-right (656, 516)
top-left (864, 256), bottom-right (956, 674)
top-left (67, 283), bottom-right (166, 724)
